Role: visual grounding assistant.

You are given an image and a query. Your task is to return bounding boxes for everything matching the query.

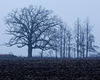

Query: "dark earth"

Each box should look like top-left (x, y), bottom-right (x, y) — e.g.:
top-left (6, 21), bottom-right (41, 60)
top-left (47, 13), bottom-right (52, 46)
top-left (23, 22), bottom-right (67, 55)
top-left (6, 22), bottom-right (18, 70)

top-left (0, 58), bottom-right (100, 80)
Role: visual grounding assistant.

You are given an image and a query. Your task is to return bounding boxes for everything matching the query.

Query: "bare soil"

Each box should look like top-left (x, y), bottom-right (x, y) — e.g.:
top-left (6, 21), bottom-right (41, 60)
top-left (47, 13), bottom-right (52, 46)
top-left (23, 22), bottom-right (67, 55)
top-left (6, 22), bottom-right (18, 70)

top-left (0, 58), bottom-right (100, 80)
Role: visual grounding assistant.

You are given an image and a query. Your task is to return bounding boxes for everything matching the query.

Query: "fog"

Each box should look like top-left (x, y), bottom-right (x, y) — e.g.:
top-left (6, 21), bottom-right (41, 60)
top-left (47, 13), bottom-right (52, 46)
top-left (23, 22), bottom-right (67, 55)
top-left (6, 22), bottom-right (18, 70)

top-left (0, 0), bottom-right (100, 56)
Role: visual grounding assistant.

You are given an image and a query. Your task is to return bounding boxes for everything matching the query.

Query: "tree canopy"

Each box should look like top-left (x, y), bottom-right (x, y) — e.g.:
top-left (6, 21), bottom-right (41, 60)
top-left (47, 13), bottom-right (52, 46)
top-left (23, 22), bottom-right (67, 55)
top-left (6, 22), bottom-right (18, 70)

top-left (5, 5), bottom-right (62, 58)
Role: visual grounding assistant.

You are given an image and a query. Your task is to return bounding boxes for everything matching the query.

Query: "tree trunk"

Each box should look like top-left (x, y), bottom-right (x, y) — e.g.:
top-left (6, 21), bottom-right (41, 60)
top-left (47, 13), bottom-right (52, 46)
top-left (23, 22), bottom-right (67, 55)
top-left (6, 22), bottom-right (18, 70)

top-left (83, 49), bottom-right (85, 58)
top-left (66, 45), bottom-right (68, 58)
top-left (60, 34), bottom-right (63, 58)
top-left (86, 23), bottom-right (89, 58)
top-left (76, 18), bottom-right (80, 58)
top-left (60, 26), bottom-right (63, 58)
top-left (68, 35), bottom-right (71, 58)
top-left (41, 50), bottom-right (43, 58)
top-left (55, 50), bottom-right (57, 58)
top-left (77, 41), bottom-right (79, 58)
top-left (28, 45), bottom-right (32, 58)
top-left (86, 41), bottom-right (88, 58)
top-left (74, 49), bottom-right (76, 58)
top-left (68, 46), bottom-right (70, 58)
top-left (63, 29), bottom-right (66, 58)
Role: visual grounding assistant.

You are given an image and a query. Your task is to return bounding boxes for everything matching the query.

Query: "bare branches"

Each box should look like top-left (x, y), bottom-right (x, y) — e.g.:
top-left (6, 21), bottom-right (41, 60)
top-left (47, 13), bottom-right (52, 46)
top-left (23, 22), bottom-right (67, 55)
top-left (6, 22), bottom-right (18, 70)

top-left (4, 5), bottom-right (62, 57)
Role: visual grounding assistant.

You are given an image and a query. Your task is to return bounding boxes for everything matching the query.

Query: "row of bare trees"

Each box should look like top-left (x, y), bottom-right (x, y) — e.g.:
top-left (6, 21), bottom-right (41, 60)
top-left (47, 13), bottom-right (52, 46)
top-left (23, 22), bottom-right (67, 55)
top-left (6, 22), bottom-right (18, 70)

top-left (4, 5), bottom-right (99, 58)
top-left (74, 18), bottom-right (98, 58)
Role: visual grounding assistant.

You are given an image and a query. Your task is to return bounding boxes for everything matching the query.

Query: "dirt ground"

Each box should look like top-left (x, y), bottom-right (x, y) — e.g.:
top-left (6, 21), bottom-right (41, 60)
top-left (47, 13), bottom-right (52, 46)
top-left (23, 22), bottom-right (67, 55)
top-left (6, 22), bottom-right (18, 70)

top-left (0, 58), bottom-right (100, 80)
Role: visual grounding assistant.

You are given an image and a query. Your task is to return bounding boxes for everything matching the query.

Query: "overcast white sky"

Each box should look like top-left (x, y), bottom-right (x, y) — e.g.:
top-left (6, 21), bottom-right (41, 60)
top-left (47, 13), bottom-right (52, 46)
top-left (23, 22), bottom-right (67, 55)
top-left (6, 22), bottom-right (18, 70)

top-left (0, 0), bottom-right (100, 56)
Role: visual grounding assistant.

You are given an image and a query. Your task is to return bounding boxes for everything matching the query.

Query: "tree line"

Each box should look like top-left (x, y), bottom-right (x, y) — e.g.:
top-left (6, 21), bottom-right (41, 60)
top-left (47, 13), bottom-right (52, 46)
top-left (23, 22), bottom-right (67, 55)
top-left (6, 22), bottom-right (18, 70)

top-left (4, 5), bottom-right (99, 58)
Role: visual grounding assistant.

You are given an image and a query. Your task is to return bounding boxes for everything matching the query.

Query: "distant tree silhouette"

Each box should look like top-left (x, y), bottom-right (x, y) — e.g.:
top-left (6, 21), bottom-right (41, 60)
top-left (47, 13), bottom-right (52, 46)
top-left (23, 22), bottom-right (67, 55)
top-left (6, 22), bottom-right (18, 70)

top-left (67, 30), bottom-right (72, 58)
top-left (79, 26), bottom-right (85, 58)
top-left (74, 18), bottom-right (81, 58)
top-left (84, 18), bottom-right (94, 57)
top-left (48, 28), bottom-right (60, 58)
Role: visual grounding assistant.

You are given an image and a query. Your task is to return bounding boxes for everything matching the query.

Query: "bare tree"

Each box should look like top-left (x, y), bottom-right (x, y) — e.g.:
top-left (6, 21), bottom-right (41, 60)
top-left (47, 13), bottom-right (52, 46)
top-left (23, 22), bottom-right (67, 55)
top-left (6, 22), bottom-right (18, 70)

top-left (88, 34), bottom-right (99, 55)
top-left (74, 18), bottom-right (81, 58)
top-left (79, 26), bottom-right (85, 58)
top-left (48, 27), bottom-right (61, 58)
top-left (85, 19), bottom-right (89, 57)
top-left (63, 26), bottom-right (69, 58)
top-left (5, 5), bottom-right (61, 58)
top-left (74, 18), bottom-right (98, 58)
top-left (67, 30), bottom-right (72, 58)
top-left (63, 27), bottom-right (66, 58)
top-left (37, 34), bottom-right (50, 58)
top-left (85, 18), bottom-right (93, 57)
top-left (35, 25), bottom-right (61, 58)
top-left (59, 25), bottom-right (63, 58)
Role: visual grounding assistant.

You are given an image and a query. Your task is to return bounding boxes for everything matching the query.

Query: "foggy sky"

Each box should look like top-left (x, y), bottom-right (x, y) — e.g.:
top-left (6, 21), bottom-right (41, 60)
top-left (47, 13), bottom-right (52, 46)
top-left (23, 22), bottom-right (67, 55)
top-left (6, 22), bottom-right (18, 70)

top-left (0, 0), bottom-right (100, 56)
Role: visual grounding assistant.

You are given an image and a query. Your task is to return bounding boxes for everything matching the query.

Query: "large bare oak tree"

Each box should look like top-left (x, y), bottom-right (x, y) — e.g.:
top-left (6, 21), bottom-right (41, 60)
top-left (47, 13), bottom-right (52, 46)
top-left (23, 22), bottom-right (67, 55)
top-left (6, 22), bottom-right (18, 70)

top-left (4, 5), bottom-right (61, 58)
